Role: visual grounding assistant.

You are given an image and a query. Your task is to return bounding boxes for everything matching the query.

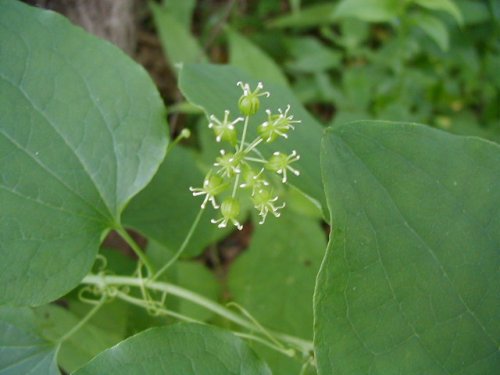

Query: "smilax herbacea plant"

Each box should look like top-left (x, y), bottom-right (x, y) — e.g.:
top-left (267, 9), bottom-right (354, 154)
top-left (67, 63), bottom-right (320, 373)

top-left (190, 81), bottom-right (301, 229)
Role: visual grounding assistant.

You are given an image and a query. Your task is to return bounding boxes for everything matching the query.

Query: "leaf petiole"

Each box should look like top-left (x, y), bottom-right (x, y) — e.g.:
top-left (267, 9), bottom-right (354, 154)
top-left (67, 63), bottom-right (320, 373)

top-left (116, 226), bottom-right (155, 276)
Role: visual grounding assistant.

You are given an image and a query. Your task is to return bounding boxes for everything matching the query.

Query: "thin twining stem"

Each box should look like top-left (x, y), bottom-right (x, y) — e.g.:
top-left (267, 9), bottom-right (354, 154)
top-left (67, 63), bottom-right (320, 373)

top-left (153, 208), bottom-right (204, 281)
top-left (116, 226), bottom-right (155, 276)
top-left (57, 295), bottom-right (106, 344)
top-left (81, 274), bottom-right (313, 353)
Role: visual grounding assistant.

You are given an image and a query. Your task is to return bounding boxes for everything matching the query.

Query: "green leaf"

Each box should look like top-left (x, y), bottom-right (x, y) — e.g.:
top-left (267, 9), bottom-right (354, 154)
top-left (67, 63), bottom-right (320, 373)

top-left (150, 2), bottom-right (206, 70)
top-left (178, 63), bottom-right (326, 214)
top-left (413, 0), bottom-right (464, 25)
top-left (269, 3), bottom-right (337, 28)
top-left (34, 301), bottom-right (127, 373)
top-left (229, 209), bottom-right (326, 374)
top-left (227, 29), bottom-right (289, 87)
top-left (334, 0), bottom-right (402, 22)
top-left (123, 146), bottom-right (224, 258)
top-left (413, 12), bottom-right (449, 51)
top-left (0, 306), bottom-right (59, 374)
top-left (0, 1), bottom-right (168, 306)
top-left (285, 37), bottom-right (342, 73)
top-left (74, 323), bottom-right (272, 374)
top-left (161, 0), bottom-right (196, 29)
top-left (316, 121), bottom-right (500, 374)
top-left (455, 0), bottom-right (490, 25)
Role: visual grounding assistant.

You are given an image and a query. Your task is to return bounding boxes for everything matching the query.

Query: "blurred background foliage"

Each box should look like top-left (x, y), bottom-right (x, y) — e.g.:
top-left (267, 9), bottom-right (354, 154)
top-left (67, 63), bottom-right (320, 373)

top-left (150, 0), bottom-right (499, 143)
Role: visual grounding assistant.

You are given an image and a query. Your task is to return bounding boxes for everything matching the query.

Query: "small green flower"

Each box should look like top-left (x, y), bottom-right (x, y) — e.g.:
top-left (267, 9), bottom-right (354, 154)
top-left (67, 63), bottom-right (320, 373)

top-left (214, 150), bottom-right (243, 177)
top-left (265, 150), bottom-right (300, 183)
top-left (237, 81), bottom-right (270, 116)
top-left (258, 105), bottom-right (301, 143)
top-left (209, 110), bottom-right (243, 146)
top-left (252, 188), bottom-right (285, 224)
top-left (189, 173), bottom-right (228, 209)
top-left (239, 165), bottom-right (269, 196)
top-left (211, 197), bottom-right (243, 230)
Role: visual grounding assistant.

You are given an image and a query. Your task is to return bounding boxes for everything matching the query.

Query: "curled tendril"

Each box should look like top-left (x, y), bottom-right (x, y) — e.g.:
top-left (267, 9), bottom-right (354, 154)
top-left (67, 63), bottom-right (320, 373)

top-left (78, 285), bottom-right (105, 305)
top-left (93, 254), bottom-right (108, 273)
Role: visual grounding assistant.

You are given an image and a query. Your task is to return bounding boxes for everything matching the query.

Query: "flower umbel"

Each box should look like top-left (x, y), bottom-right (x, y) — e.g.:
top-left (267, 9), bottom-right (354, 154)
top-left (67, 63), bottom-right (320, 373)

top-left (191, 81), bottom-right (301, 229)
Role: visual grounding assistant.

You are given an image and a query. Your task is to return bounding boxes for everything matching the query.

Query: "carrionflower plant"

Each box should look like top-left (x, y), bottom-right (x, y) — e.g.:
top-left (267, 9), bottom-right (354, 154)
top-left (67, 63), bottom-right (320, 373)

top-left (190, 81), bottom-right (301, 230)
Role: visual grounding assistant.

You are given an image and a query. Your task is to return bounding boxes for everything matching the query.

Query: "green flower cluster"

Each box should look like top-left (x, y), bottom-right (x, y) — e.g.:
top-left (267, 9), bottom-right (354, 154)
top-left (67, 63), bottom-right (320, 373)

top-left (190, 81), bottom-right (300, 230)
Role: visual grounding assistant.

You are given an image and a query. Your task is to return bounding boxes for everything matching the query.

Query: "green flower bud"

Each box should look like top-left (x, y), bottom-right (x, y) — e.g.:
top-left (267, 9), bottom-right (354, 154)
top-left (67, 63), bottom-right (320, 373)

top-left (265, 150), bottom-right (300, 183)
top-left (214, 150), bottom-right (244, 177)
top-left (209, 110), bottom-right (242, 146)
top-left (252, 188), bottom-right (285, 224)
top-left (221, 197), bottom-right (240, 220)
top-left (257, 105), bottom-right (300, 143)
top-left (189, 172), bottom-right (228, 209)
top-left (211, 197), bottom-right (243, 230)
top-left (237, 81), bottom-right (270, 116)
top-left (239, 165), bottom-right (269, 196)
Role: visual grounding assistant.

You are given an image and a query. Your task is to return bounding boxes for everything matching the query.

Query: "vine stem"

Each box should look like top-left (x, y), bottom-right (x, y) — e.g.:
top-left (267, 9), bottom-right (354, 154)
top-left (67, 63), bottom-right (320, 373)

top-left (233, 332), bottom-right (295, 358)
top-left (116, 226), bottom-right (155, 276)
top-left (57, 295), bottom-right (106, 344)
top-left (114, 290), bottom-right (201, 324)
top-left (81, 274), bottom-right (313, 353)
top-left (153, 209), bottom-right (204, 281)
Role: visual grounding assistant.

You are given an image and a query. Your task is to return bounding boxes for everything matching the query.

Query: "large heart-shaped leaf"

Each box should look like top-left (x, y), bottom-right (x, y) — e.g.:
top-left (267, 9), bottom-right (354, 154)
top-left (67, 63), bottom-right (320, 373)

top-left (179, 63), bottom-right (326, 213)
top-left (0, 1), bottom-right (168, 306)
top-left (74, 323), bottom-right (271, 375)
top-left (0, 306), bottom-right (59, 374)
top-left (315, 121), bottom-right (499, 374)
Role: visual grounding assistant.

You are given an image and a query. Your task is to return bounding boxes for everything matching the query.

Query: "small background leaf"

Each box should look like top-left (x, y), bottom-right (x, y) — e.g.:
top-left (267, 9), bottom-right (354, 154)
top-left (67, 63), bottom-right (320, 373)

top-left (412, 12), bottom-right (449, 51)
top-left (150, 2), bottom-right (206, 69)
top-left (334, 0), bottom-right (402, 22)
top-left (413, 0), bottom-right (464, 25)
top-left (269, 3), bottom-right (337, 28)
top-left (227, 29), bottom-right (289, 87)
